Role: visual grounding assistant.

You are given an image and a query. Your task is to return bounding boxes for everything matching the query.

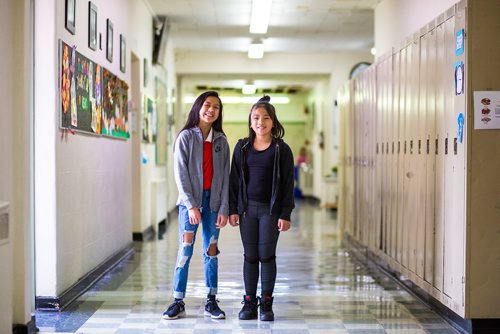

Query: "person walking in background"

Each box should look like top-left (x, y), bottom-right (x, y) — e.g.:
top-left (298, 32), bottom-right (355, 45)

top-left (228, 95), bottom-right (295, 321)
top-left (163, 91), bottom-right (230, 320)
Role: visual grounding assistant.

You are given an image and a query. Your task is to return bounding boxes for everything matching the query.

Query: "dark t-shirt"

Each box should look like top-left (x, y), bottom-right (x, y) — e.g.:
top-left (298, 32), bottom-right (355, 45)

top-left (246, 144), bottom-right (275, 203)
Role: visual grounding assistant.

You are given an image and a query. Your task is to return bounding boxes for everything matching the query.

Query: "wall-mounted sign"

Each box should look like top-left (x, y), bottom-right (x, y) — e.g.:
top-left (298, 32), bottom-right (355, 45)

top-left (457, 113), bottom-right (464, 143)
top-left (455, 61), bottom-right (464, 95)
top-left (473, 91), bottom-right (500, 130)
top-left (456, 29), bottom-right (465, 56)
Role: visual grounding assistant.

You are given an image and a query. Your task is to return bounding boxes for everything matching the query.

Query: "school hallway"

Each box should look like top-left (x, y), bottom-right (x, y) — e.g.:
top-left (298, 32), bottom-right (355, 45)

top-left (35, 201), bottom-right (459, 334)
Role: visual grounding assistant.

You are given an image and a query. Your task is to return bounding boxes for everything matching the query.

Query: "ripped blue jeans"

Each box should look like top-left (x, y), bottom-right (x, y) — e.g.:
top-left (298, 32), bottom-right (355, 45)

top-left (172, 190), bottom-right (220, 299)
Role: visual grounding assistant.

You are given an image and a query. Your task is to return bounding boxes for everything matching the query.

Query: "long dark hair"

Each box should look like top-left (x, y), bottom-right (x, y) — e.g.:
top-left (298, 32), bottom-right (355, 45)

top-left (248, 95), bottom-right (285, 143)
top-left (179, 91), bottom-right (224, 134)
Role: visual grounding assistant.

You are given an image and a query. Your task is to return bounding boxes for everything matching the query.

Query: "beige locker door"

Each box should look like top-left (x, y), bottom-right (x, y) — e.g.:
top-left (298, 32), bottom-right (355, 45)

top-left (361, 72), bottom-right (375, 247)
top-left (403, 41), bottom-right (418, 272)
top-left (443, 8), bottom-right (466, 308)
top-left (416, 32), bottom-right (428, 279)
top-left (391, 51), bottom-right (400, 261)
top-left (370, 67), bottom-right (378, 251)
top-left (362, 72), bottom-right (371, 247)
top-left (433, 21), bottom-right (446, 292)
top-left (397, 47), bottom-right (407, 266)
top-left (409, 39), bottom-right (421, 275)
top-left (346, 82), bottom-right (355, 236)
top-left (385, 56), bottom-right (394, 256)
top-left (443, 12), bottom-right (466, 305)
top-left (375, 62), bottom-right (384, 251)
top-left (377, 62), bottom-right (389, 252)
top-left (424, 27), bottom-right (437, 285)
top-left (353, 79), bottom-right (360, 240)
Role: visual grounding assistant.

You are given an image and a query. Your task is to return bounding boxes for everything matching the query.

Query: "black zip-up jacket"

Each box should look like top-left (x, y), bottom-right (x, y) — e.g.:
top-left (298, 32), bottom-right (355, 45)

top-left (229, 138), bottom-right (295, 221)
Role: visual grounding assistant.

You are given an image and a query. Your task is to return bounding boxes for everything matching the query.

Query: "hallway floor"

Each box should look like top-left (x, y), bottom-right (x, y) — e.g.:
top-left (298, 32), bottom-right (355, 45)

top-left (36, 201), bottom-right (460, 333)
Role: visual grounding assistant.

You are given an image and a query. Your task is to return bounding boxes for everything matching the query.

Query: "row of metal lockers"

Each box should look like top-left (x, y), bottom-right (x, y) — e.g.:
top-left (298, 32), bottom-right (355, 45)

top-left (338, 0), bottom-right (500, 319)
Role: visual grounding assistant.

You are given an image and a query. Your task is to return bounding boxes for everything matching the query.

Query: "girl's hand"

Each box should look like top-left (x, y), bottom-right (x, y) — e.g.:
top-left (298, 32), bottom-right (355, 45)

top-left (216, 214), bottom-right (228, 228)
top-left (188, 208), bottom-right (201, 225)
top-left (229, 214), bottom-right (239, 226)
top-left (278, 219), bottom-right (291, 232)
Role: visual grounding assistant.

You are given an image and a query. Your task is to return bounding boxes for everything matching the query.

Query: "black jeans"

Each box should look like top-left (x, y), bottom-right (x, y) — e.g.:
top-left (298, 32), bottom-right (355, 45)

top-left (239, 200), bottom-right (280, 297)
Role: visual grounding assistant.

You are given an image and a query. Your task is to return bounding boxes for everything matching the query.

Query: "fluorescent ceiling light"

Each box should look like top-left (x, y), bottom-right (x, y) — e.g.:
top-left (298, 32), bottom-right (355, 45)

top-left (242, 84), bottom-right (257, 94)
top-left (250, 0), bottom-right (272, 34)
top-left (248, 41), bottom-right (264, 59)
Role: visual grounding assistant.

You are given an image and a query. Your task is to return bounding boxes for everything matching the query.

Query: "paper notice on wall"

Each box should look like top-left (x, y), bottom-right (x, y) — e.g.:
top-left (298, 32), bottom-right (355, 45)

top-left (474, 91), bottom-right (500, 130)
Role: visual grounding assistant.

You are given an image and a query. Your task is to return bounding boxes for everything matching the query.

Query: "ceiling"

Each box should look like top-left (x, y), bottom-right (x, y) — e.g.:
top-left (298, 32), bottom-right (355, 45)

top-left (146, 0), bottom-right (381, 93)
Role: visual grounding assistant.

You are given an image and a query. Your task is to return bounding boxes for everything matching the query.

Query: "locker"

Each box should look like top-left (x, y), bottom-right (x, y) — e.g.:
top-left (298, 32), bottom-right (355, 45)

top-left (385, 56), bottom-right (394, 256)
top-left (390, 51), bottom-right (400, 261)
top-left (410, 37), bottom-right (424, 277)
top-left (443, 12), bottom-right (466, 306)
top-left (376, 60), bottom-right (386, 252)
top-left (416, 30), bottom-right (428, 279)
top-left (396, 46), bottom-right (406, 266)
top-left (403, 41), bottom-right (417, 271)
top-left (433, 21), bottom-right (446, 292)
top-left (443, 6), bottom-right (466, 308)
top-left (338, 0), bottom-right (500, 321)
top-left (424, 26), bottom-right (437, 285)
top-left (369, 68), bottom-right (377, 249)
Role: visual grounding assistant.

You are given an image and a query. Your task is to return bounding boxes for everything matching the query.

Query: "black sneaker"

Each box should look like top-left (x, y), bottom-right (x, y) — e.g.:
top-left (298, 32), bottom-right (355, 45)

top-left (162, 300), bottom-right (186, 320)
top-left (204, 297), bottom-right (226, 319)
top-left (260, 295), bottom-right (274, 321)
top-left (238, 295), bottom-right (258, 320)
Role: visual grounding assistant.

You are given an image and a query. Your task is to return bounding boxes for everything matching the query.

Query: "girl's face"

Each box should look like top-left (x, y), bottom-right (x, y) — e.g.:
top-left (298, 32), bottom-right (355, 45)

top-left (250, 107), bottom-right (273, 138)
top-left (198, 96), bottom-right (221, 126)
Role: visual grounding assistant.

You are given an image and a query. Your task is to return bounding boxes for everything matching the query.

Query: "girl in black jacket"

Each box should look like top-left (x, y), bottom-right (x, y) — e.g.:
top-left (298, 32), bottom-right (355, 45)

top-left (229, 95), bottom-right (295, 321)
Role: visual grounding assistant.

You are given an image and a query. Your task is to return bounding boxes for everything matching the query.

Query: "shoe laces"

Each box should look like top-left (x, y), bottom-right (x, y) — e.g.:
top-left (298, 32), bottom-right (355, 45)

top-left (168, 300), bottom-right (184, 312)
top-left (206, 298), bottom-right (221, 311)
top-left (241, 296), bottom-right (258, 309)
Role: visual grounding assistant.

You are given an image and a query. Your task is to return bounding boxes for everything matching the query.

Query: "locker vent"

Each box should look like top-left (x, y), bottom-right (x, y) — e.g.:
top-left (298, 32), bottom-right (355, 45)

top-left (0, 211), bottom-right (8, 242)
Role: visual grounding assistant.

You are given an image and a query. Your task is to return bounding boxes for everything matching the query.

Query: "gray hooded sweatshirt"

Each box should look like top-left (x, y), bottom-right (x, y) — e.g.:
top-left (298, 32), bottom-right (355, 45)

top-left (174, 127), bottom-right (230, 216)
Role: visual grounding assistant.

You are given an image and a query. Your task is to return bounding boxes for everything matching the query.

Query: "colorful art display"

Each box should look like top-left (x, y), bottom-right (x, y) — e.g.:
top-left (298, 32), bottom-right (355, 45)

top-left (60, 40), bottom-right (129, 139)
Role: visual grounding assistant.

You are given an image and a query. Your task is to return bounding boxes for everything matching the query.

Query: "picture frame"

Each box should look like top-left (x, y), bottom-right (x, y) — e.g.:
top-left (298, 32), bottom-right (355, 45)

top-left (143, 58), bottom-right (149, 87)
top-left (65, 0), bottom-right (76, 35)
top-left (106, 19), bottom-right (113, 62)
top-left (120, 34), bottom-right (126, 73)
top-left (88, 2), bottom-right (98, 50)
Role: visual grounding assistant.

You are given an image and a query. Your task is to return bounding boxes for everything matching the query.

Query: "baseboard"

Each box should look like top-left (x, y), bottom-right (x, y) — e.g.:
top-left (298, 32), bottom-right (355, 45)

top-left (35, 242), bottom-right (134, 311)
top-left (132, 225), bottom-right (156, 241)
top-left (343, 233), bottom-right (500, 334)
top-left (12, 315), bottom-right (37, 334)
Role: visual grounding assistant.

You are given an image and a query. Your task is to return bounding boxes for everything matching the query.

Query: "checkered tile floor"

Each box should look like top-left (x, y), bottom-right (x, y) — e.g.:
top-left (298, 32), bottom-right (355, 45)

top-left (36, 202), bottom-right (460, 333)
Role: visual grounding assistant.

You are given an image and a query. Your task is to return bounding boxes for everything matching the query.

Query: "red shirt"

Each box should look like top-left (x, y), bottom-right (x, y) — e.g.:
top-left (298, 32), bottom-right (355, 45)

top-left (203, 131), bottom-right (213, 190)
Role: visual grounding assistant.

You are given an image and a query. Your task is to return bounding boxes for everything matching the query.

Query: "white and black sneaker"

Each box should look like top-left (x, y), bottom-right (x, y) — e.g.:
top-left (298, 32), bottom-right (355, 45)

top-left (162, 300), bottom-right (186, 320)
top-left (204, 296), bottom-right (226, 319)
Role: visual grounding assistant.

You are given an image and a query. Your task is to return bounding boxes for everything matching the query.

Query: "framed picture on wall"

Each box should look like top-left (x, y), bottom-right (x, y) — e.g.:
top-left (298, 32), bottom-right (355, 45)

top-left (143, 58), bottom-right (149, 87)
top-left (65, 0), bottom-right (76, 35)
top-left (88, 2), bottom-right (98, 50)
top-left (120, 34), bottom-right (126, 73)
top-left (106, 19), bottom-right (113, 62)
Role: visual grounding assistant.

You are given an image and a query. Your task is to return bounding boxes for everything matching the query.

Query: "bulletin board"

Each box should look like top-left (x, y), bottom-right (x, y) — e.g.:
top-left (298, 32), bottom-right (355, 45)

top-left (59, 40), bottom-right (129, 139)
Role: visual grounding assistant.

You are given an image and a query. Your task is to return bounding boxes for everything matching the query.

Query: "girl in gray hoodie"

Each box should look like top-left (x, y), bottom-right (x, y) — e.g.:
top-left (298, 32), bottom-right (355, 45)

top-left (162, 91), bottom-right (230, 320)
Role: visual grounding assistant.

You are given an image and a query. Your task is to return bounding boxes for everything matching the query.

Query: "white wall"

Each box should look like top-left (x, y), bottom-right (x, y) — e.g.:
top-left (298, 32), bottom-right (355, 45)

top-left (35, 0), bottom-right (132, 297)
top-left (375, 0), bottom-right (459, 57)
top-left (34, 0), bottom-right (176, 298)
top-left (0, 2), bottom-right (16, 332)
top-left (0, 0), bottom-right (34, 328)
top-left (127, 0), bottom-right (172, 236)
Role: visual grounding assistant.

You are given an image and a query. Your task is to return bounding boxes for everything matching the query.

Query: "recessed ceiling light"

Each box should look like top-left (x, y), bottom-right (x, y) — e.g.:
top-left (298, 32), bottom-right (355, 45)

top-left (250, 0), bottom-right (272, 34)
